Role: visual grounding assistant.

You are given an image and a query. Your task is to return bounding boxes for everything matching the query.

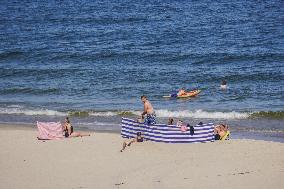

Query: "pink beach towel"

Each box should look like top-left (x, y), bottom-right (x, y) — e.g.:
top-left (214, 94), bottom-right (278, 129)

top-left (37, 121), bottom-right (63, 140)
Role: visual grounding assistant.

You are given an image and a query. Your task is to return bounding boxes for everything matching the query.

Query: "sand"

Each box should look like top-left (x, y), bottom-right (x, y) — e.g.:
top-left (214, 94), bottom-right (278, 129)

top-left (0, 125), bottom-right (283, 189)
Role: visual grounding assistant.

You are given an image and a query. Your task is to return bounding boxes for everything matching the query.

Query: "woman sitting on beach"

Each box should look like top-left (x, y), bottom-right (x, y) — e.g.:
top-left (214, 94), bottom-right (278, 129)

top-left (214, 124), bottom-right (229, 140)
top-left (120, 132), bottom-right (144, 152)
top-left (63, 117), bottom-right (91, 138)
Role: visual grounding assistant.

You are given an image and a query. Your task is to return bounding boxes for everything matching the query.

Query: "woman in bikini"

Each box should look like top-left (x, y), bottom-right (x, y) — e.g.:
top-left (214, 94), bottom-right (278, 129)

top-left (63, 117), bottom-right (91, 138)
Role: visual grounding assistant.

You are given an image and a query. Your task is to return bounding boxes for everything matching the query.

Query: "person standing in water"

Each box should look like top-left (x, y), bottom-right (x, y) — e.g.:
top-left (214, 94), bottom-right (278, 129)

top-left (141, 95), bottom-right (156, 125)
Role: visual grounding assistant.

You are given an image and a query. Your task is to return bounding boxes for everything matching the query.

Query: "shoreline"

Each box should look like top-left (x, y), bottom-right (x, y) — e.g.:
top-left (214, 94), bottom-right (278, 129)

top-left (0, 125), bottom-right (283, 189)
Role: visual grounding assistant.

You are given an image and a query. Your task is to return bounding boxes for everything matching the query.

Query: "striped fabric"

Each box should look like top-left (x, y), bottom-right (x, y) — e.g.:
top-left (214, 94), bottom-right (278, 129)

top-left (121, 117), bottom-right (215, 143)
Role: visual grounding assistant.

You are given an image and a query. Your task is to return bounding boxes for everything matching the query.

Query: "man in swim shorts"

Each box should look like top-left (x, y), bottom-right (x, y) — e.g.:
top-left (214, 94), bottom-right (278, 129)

top-left (141, 95), bottom-right (156, 125)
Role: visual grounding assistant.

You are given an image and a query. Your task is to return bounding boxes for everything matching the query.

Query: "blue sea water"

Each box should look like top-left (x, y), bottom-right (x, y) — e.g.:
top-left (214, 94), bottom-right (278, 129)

top-left (0, 0), bottom-right (283, 141)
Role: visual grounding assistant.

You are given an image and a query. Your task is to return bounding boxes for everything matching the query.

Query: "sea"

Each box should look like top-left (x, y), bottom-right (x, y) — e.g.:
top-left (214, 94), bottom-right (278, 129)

top-left (0, 0), bottom-right (283, 142)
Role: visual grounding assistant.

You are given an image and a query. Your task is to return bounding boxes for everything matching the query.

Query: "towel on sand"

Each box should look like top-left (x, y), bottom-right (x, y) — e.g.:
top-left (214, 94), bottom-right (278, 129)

top-left (37, 121), bottom-right (63, 140)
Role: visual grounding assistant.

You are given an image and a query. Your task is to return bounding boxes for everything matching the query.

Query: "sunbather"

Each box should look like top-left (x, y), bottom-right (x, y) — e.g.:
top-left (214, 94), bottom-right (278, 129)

top-left (214, 124), bottom-right (229, 140)
top-left (63, 117), bottom-right (91, 138)
top-left (120, 132), bottom-right (144, 152)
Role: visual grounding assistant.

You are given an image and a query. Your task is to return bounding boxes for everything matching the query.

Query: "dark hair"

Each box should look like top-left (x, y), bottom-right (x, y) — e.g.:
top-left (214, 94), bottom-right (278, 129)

top-left (137, 132), bottom-right (141, 136)
top-left (141, 95), bottom-right (147, 99)
top-left (222, 80), bottom-right (227, 85)
top-left (168, 118), bottom-right (174, 125)
top-left (66, 117), bottom-right (70, 124)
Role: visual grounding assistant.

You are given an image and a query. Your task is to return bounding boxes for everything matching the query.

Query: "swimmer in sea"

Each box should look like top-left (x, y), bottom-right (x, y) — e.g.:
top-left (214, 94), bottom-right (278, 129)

top-left (220, 80), bottom-right (227, 89)
top-left (177, 88), bottom-right (187, 97)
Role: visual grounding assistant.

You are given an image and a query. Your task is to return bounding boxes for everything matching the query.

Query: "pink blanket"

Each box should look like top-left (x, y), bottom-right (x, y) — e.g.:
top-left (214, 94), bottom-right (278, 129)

top-left (37, 121), bottom-right (64, 140)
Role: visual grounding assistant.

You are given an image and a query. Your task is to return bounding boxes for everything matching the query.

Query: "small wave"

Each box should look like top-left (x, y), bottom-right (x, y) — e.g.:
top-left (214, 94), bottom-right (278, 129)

top-left (0, 87), bottom-right (60, 95)
top-left (89, 111), bottom-right (139, 117)
top-left (80, 109), bottom-right (249, 119)
top-left (67, 110), bottom-right (138, 117)
top-left (249, 111), bottom-right (284, 119)
top-left (68, 111), bottom-right (90, 117)
top-left (0, 51), bottom-right (25, 59)
top-left (0, 107), bottom-right (282, 120)
top-left (0, 108), bottom-right (66, 116)
top-left (155, 109), bottom-right (250, 119)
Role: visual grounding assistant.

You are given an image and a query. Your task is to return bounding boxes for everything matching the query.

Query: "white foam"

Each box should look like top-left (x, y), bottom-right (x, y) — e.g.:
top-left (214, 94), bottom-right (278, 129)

top-left (0, 107), bottom-right (250, 119)
top-left (89, 112), bottom-right (118, 116)
top-left (89, 111), bottom-right (141, 117)
top-left (0, 107), bottom-right (67, 116)
top-left (89, 109), bottom-right (249, 119)
top-left (155, 109), bottom-right (250, 119)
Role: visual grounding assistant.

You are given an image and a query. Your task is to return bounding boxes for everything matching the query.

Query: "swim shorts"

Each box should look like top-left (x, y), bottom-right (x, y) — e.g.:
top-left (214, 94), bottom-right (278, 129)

top-left (145, 113), bottom-right (156, 125)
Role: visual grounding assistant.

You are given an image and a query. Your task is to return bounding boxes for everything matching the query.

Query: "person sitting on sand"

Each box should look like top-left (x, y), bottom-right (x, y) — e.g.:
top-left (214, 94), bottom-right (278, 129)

top-left (214, 124), bottom-right (229, 140)
top-left (176, 120), bottom-right (183, 127)
top-left (120, 132), bottom-right (144, 152)
top-left (168, 118), bottom-right (174, 125)
top-left (220, 80), bottom-right (227, 89)
top-left (141, 95), bottom-right (156, 125)
top-left (63, 117), bottom-right (91, 138)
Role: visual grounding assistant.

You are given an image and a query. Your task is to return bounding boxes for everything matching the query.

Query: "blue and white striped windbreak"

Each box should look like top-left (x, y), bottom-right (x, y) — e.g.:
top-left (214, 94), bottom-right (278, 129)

top-left (121, 117), bottom-right (215, 143)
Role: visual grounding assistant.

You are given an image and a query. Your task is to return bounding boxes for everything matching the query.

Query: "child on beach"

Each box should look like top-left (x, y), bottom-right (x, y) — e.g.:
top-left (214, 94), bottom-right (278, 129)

top-left (120, 132), bottom-right (144, 152)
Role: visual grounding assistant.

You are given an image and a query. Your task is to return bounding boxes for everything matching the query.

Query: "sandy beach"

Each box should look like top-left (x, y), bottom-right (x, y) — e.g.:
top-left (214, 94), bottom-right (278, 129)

top-left (0, 125), bottom-right (283, 189)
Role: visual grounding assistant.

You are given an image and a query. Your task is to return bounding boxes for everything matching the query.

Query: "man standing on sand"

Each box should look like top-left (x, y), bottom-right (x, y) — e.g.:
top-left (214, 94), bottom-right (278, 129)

top-left (141, 95), bottom-right (156, 125)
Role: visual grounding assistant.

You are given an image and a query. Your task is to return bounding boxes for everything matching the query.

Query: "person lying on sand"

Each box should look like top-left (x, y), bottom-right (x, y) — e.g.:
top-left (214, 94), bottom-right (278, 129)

top-left (120, 132), bottom-right (144, 152)
top-left (63, 117), bottom-right (91, 138)
top-left (214, 124), bottom-right (229, 140)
